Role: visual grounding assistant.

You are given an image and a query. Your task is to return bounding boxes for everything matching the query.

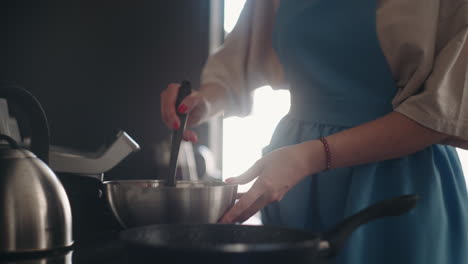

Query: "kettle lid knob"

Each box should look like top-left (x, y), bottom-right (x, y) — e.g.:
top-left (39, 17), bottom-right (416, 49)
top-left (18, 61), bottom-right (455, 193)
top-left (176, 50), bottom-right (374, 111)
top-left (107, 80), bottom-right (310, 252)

top-left (0, 134), bottom-right (36, 159)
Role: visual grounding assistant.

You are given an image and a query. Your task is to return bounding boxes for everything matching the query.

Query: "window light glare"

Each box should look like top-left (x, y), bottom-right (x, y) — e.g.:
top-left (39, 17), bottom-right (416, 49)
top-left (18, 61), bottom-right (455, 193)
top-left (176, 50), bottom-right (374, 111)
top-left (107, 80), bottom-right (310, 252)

top-left (223, 0), bottom-right (246, 34)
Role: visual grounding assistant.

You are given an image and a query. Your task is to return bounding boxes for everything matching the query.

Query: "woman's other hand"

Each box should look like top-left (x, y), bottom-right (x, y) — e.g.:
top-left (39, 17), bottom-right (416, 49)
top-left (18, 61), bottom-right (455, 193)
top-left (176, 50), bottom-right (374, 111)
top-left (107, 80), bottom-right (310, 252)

top-left (219, 141), bottom-right (325, 224)
top-left (161, 82), bottom-right (228, 142)
top-left (160, 83), bottom-right (211, 143)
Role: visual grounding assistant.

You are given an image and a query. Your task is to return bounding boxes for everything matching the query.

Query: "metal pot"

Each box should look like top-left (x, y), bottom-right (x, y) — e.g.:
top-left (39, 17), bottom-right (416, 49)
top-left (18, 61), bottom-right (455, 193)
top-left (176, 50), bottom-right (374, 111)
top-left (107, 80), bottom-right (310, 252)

top-left (103, 180), bottom-right (237, 228)
top-left (120, 195), bottom-right (418, 264)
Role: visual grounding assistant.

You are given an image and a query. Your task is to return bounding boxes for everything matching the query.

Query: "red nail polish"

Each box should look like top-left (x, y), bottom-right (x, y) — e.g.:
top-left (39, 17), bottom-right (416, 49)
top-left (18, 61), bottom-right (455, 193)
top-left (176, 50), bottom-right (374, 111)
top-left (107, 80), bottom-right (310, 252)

top-left (173, 122), bottom-right (179, 130)
top-left (177, 104), bottom-right (187, 114)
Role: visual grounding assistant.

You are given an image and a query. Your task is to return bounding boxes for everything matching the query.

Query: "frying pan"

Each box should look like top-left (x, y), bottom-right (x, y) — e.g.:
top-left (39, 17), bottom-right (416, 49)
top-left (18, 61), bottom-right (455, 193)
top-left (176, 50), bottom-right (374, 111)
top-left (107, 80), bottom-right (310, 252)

top-left (120, 195), bottom-right (418, 264)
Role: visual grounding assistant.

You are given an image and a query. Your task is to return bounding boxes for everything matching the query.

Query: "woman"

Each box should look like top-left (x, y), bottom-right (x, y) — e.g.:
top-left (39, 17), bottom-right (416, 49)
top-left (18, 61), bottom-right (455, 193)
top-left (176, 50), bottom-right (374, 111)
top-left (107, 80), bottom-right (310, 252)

top-left (160, 0), bottom-right (468, 263)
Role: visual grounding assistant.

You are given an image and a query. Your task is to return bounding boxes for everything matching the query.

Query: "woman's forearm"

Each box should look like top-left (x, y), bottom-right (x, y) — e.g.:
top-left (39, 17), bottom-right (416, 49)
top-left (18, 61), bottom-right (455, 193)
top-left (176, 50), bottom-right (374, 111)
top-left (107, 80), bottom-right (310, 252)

top-left (198, 83), bottom-right (230, 121)
top-left (300, 111), bottom-right (449, 174)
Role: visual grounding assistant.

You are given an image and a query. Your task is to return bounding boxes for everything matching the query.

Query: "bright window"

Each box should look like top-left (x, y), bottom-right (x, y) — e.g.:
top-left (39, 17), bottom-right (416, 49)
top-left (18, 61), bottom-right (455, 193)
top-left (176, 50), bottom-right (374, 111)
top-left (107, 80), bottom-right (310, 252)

top-left (222, 0), bottom-right (291, 188)
top-left (457, 150), bottom-right (468, 184)
top-left (222, 0), bottom-right (291, 224)
top-left (222, 87), bottom-right (291, 186)
top-left (223, 0), bottom-right (246, 35)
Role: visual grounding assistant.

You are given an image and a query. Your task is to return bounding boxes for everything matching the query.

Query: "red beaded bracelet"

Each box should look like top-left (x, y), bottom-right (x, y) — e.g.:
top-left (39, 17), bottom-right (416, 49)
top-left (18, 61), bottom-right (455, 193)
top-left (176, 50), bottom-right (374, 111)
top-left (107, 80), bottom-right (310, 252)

top-left (319, 137), bottom-right (331, 170)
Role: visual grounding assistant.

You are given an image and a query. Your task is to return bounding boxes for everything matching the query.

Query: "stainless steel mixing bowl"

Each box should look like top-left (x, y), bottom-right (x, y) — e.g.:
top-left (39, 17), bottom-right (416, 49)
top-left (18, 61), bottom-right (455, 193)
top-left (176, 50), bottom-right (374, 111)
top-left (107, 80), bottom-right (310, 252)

top-left (103, 180), bottom-right (237, 228)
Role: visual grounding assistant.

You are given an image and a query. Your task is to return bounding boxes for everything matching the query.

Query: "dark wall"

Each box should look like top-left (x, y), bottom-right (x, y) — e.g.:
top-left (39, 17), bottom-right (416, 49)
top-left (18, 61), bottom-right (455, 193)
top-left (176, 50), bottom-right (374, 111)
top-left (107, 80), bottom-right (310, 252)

top-left (0, 0), bottom-right (210, 179)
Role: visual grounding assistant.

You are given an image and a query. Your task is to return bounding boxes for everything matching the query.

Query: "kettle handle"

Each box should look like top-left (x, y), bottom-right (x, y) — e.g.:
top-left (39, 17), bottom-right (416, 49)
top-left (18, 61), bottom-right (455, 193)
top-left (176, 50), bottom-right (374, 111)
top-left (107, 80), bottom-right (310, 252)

top-left (0, 83), bottom-right (50, 164)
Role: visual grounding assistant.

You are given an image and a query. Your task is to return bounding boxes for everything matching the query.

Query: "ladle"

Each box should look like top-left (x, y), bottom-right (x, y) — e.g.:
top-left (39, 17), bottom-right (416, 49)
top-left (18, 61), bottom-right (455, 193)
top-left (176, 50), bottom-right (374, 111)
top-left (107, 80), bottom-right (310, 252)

top-left (166, 80), bottom-right (192, 187)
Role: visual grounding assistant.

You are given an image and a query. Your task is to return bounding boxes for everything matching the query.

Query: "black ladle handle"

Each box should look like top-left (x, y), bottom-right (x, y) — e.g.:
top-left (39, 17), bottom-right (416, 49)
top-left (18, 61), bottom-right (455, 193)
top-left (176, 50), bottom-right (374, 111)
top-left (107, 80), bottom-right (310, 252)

top-left (175, 80), bottom-right (192, 112)
top-left (323, 194), bottom-right (418, 256)
top-left (166, 80), bottom-right (192, 187)
top-left (0, 84), bottom-right (50, 163)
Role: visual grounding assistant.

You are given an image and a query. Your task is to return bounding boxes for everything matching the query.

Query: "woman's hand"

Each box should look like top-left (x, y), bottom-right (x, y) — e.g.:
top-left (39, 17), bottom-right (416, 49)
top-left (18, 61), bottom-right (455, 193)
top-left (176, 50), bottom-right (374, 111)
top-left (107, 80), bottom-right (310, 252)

top-left (219, 140), bottom-right (325, 224)
top-left (160, 83), bottom-right (211, 142)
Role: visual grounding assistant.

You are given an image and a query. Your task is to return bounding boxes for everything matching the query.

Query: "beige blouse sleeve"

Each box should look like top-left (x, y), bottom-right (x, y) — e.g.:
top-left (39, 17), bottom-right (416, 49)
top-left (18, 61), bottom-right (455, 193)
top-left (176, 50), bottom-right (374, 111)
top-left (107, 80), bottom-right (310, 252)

top-left (378, 0), bottom-right (468, 147)
top-left (200, 0), bottom-right (284, 117)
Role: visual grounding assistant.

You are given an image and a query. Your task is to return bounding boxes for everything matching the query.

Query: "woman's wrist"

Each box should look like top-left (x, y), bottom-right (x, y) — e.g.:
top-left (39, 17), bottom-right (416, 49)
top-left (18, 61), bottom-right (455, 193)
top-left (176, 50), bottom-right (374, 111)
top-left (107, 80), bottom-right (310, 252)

top-left (295, 139), bottom-right (328, 176)
top-left (198, 83), bottom-right (228, 120)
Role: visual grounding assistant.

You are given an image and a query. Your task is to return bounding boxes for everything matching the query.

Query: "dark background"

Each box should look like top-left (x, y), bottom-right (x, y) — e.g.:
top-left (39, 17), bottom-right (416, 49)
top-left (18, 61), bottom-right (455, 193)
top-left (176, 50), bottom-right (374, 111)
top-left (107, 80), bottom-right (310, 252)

top-left (0, 0), bottom-right (212, 179)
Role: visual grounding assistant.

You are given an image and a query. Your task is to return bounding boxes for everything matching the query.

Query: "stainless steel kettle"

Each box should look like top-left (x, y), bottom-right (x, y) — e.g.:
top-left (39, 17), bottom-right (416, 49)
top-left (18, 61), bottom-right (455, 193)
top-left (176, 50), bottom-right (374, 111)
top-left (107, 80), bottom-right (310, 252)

top-left (0, 84), bottom-right (73, 254)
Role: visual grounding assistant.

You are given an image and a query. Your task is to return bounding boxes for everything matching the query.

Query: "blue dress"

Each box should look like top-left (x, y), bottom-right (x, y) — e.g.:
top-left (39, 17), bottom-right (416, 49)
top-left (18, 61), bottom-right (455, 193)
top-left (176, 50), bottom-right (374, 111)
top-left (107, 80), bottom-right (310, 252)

top-left (261, 0), bottom-right (468, 263)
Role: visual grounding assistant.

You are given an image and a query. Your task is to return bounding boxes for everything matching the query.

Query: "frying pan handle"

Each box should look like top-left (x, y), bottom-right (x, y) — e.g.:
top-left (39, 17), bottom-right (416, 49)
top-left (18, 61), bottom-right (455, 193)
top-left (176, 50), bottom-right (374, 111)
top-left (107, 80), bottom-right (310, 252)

top-left (322, 194), bottom-right (418, 256)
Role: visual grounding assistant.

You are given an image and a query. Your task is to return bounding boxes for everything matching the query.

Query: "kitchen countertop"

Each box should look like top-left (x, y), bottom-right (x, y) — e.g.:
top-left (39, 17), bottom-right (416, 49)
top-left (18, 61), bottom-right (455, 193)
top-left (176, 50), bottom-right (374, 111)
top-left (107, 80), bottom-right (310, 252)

top-left (0, 236), bottom-right (129, 264)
